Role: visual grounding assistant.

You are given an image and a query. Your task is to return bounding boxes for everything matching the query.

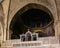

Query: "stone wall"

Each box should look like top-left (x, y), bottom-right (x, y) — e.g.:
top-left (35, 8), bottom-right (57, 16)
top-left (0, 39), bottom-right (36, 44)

top-left (2, 0), bottom-right (10, 41)
top-left (55, 0), bottom-right (60, 36)
top-left (0, 4), bottom-right (4, 42)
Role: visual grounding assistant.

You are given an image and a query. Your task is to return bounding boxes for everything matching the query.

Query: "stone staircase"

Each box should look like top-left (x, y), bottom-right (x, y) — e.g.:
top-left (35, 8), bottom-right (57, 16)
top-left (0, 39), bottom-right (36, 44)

top-left (1, 37), bottom-right (60, 48)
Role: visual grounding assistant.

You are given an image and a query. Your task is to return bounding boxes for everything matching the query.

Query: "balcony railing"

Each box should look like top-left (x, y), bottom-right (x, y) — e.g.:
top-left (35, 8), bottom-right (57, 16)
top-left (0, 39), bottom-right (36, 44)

top-left (1, 37), bottom-right (60, 48)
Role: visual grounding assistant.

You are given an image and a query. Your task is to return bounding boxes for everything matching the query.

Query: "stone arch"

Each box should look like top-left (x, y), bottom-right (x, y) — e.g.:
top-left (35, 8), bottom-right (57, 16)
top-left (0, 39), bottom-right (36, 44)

top-left (9, 3), bottom-right (55, 39)
top-left (10, 3), bottom-right (54, 29)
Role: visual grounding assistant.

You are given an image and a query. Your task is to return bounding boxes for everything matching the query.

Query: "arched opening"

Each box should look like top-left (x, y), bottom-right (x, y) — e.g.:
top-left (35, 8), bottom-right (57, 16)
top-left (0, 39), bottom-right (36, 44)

top-left (21, 9), bottom-right (53, 28)
top-left (9, 4), bottom-right (55, 39)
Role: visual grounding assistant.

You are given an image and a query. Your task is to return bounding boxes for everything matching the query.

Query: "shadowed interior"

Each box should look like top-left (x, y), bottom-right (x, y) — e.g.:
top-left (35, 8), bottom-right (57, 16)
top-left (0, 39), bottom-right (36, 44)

top-left (10, 9), bottom-right (54, 39)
